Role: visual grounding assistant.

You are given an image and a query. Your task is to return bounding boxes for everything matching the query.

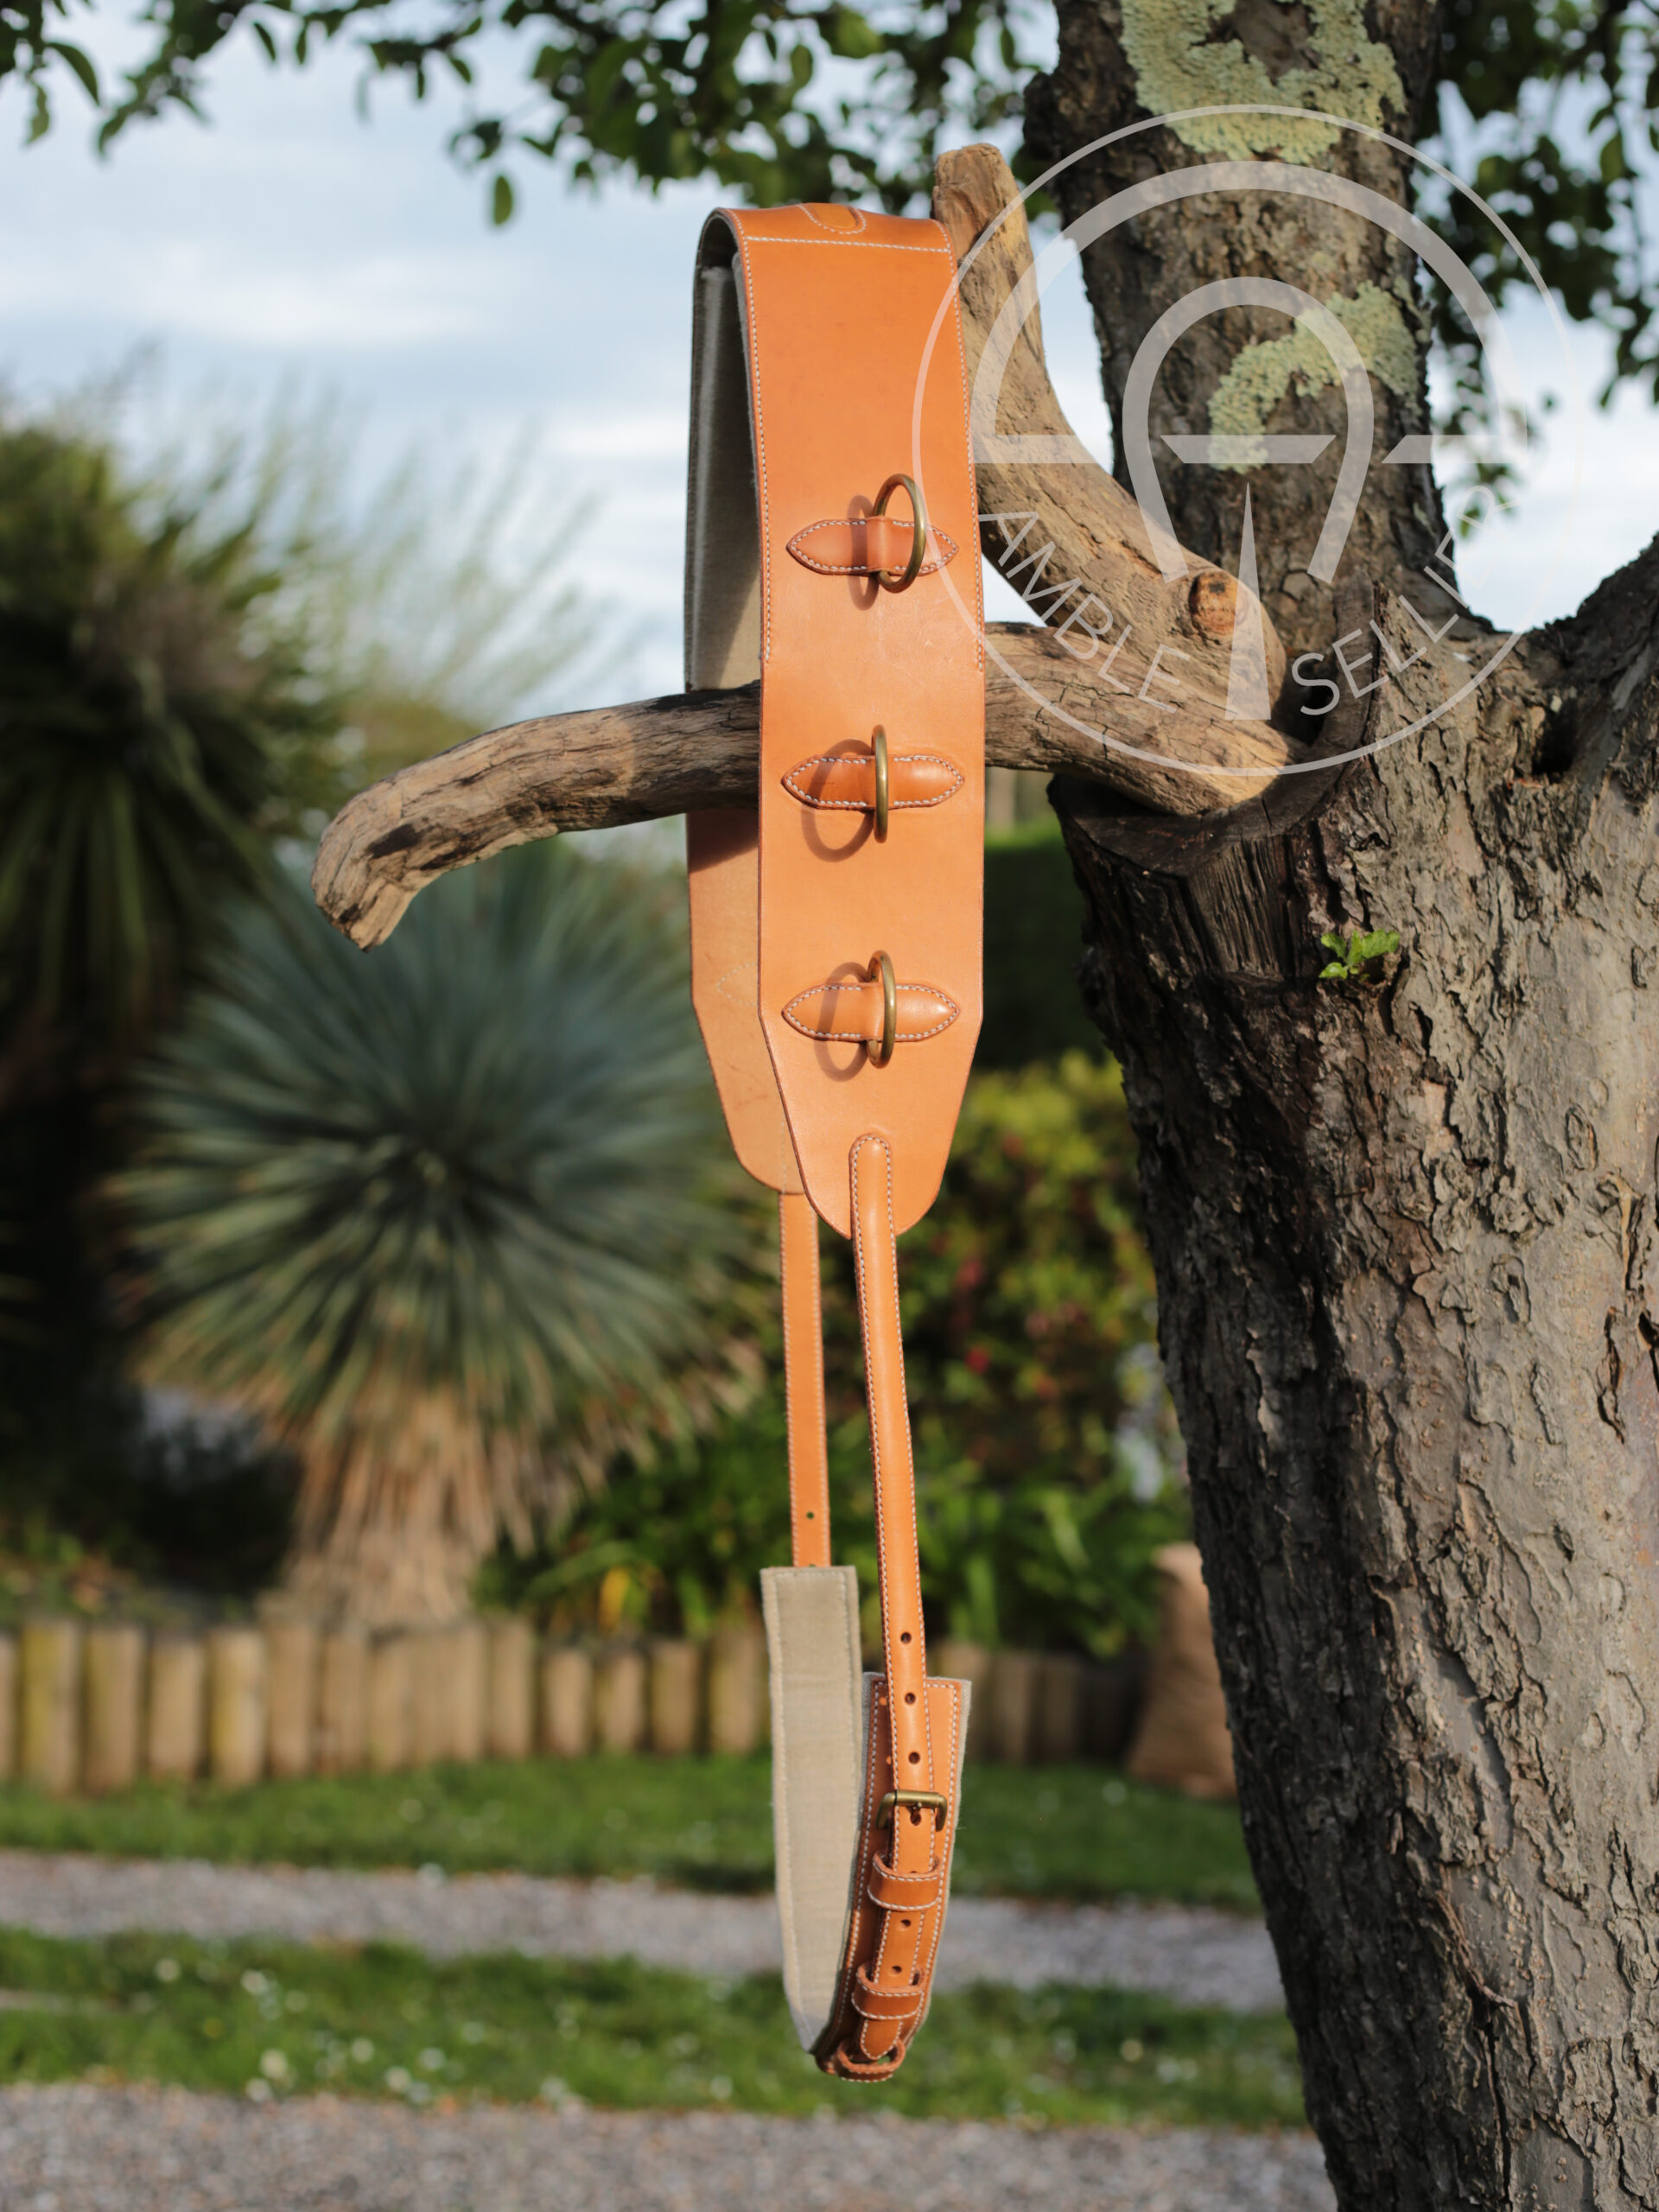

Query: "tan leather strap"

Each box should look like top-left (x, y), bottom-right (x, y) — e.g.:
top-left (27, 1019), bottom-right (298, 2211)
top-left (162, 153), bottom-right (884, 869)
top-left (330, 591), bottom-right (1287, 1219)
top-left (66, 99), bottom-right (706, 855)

top-left (684, 280), bottom-right (831, 1567)
top-left (849, 1136), bottom-right (927, 1788)
top-left (685, 817), bottom-right (833, 1565)
top-left (817, 1671), bottom-right (966, 2077)
top-left (697, 202), bottom-right (984, 1240)
top-left (779, 1188), bottom-right (830, 1567)
top-left (810, 1137), bottom-right (966, 2079)
top-left (689, 199), bottom-right (982, 2082)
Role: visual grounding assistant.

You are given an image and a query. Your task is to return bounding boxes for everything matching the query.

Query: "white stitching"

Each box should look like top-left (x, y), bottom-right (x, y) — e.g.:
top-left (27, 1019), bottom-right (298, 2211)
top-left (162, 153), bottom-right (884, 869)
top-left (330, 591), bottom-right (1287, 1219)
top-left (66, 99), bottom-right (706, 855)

top-left (713, 960), bottom-right (759, 1007)
top-left (781, 754), bottom-right (963, 812)
top-left (846, 1672), bottom-right (887, 2063)
top-left (734, 233), bottom-right (773, 664)
top-left (911, 1682), bottom-right (959, 2011)
top-left (851, 1136), bottom-right (931, 1774)
top-left (785, 519), bottom-right (959, 576)
top-left (798, 202), bottom-right (868, 234)
top-left (783, 986), bottom-right (960, 1043)
top-left (747, 237), bottom-right (952, 256)
top-left (936, 221), bottom-right (986, 677)
top-left (860, 1684), bottom-right (914, 2054)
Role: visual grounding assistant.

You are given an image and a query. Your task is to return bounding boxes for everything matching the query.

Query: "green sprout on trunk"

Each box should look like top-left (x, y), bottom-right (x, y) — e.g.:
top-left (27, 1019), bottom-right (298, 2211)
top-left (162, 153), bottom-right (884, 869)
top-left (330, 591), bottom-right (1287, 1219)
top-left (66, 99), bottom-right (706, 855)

top-left (1319, 929), bottom-right (1401, 983)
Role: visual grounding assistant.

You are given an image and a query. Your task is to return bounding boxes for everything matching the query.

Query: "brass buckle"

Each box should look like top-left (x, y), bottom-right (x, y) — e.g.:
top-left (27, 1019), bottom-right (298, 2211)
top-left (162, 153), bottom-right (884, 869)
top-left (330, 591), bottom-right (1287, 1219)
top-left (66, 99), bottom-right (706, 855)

top-left (877, 1789), bottom-right (948, 1827)
top-left (872, 726), bottom-right (890, 840)
top-left (872, 474), bottom-right (927, 591)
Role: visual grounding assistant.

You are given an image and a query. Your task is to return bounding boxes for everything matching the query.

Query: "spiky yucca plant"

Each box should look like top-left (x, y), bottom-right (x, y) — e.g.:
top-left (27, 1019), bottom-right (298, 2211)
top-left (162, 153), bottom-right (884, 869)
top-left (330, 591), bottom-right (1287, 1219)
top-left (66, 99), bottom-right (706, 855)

top-left (114, 843), bottom-right (742, 1625)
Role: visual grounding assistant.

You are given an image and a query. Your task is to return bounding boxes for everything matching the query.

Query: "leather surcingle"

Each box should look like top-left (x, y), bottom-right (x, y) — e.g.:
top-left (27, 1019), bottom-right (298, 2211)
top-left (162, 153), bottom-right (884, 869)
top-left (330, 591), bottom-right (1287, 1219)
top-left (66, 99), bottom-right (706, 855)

top-left (685, 199), bottom-right (983, 2082)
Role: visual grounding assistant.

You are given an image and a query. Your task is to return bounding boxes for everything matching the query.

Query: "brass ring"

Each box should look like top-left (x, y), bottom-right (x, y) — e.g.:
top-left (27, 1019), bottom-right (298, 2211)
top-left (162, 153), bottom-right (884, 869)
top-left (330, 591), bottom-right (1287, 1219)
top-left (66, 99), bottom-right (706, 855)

top-left (872, 474), bottom-right (927, 591)
top-left (867, 951), bottom-right (897, 1067)
top-left (872, 727), bottom-right (890, 840)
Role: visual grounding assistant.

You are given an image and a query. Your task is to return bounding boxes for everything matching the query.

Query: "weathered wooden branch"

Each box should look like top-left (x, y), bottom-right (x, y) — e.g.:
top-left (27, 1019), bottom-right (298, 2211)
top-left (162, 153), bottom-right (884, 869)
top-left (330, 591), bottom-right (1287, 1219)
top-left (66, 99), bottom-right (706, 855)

top-left (315, 622), bottom-right (1303, 948)
top-left (315, 144), bottom-right (1309, 950)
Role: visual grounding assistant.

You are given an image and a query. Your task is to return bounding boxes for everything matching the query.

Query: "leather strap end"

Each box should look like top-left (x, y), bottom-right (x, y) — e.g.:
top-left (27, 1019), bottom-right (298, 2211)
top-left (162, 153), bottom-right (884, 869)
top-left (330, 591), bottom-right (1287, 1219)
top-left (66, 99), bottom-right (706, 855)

top-left (815, 1673), bottom-right (969, 2083)
top-left (823, 2037), bottom-right (903, 2081)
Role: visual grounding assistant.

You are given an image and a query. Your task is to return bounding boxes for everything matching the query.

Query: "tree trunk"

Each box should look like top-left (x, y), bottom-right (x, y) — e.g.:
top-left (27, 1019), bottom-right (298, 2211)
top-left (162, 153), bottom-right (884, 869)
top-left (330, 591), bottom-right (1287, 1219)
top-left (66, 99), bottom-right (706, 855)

top-left (1026, 0), bottom-right (1452, 662)
top-left (297, 47), bottom-right (1659, 2193)
top-left (1025, 26), bottom-right (1659, 2195)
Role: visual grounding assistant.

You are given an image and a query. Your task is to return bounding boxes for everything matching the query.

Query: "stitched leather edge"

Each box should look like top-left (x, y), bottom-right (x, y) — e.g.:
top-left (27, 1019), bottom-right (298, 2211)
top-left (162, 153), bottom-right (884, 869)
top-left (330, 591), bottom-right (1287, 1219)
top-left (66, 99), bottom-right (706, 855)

top-left (781, 985), bottom-right (960, 1044)
top-left (785, 519), bottom-right (960, 577)
top-left (798, 203), bottom-right (868, 234)
top-left (780, 753), bottom-right (963, 811)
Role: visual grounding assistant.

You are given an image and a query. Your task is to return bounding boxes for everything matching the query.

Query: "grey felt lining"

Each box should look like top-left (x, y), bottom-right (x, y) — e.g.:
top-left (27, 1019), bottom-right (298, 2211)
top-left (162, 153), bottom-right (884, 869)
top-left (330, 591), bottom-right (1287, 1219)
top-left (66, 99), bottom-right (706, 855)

top-left (760, 1565), bottom-right (865, 2048)
top-left (684, 242), bottom-right (761, 691)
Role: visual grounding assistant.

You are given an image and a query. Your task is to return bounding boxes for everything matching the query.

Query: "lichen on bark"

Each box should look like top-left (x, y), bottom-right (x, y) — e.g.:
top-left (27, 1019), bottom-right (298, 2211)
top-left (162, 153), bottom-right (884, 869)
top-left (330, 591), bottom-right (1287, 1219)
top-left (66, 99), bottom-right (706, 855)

top-left (1118, 0), bottom-right (1404, 161)
top-left (1208, 281), bottom-right (1421, 461)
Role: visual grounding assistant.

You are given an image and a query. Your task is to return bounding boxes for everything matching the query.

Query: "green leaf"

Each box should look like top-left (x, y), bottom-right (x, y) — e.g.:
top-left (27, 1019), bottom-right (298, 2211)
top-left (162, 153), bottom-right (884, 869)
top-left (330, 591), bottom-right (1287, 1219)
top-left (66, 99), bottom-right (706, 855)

top-left (824, 8), bottom-right (881, 60)
top-left (1351, 930), bottom-right (1400, 963)
top-left (44, 41), bottom-right (99, 103)
top-left (490, 172), bottom-right (515, 226)
top-left (1319, 962), bottom-right (1350, 981)
top-left (1319, 931), bottom-right (1347, 956)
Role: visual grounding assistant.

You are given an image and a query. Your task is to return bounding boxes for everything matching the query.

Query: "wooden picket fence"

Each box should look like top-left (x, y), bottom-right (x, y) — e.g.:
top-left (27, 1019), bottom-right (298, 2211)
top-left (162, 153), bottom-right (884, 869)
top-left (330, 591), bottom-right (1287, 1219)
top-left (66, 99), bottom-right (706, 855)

top-left (0, 1618), bottom-right (1141, 1798)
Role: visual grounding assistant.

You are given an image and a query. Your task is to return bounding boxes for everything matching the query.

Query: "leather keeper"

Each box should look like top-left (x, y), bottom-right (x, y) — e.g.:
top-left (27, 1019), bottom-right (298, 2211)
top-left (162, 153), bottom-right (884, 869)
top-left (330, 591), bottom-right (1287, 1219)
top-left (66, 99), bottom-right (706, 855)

top-left (826, 2039), bottom-right (901, 2079)
top-left (852, 1969), bottom-right (926, 2021)
top-left (783, 978), bottom-right (958, 1046)
top-left (786, 516), bottom-right (957, 578)
top-left (783, 751), bottom-right (963, 815)
top-left (867, 1855), bottom-right (946, 1910)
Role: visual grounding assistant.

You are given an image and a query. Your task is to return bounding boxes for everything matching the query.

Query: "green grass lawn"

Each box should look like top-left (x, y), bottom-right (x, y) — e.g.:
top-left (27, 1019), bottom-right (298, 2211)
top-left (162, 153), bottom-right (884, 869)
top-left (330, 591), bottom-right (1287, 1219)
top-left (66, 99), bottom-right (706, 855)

top-left (0, 1928), bottom-right (1302, 2129)
top-left (0, 1758), bottom-right (1258, 1909)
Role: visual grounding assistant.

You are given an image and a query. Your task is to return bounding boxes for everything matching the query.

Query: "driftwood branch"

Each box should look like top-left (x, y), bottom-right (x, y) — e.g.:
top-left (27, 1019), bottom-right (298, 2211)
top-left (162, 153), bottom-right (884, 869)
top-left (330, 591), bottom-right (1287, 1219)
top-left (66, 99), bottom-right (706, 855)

top-left (315, 145), bottom-right (1310, 950)
top-left (315, 623), bottom-right (1302, 948)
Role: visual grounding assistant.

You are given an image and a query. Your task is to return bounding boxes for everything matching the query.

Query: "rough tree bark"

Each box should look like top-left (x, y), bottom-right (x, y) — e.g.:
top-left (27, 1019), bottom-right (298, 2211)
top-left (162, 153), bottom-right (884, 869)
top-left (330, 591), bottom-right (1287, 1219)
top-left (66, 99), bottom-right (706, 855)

top-left (1025, 0), bottom-right (1455, 658)
top-left (310, 73), bottom-right (1659, 2205)
top-left (1021, 10), bottom-right (1659, 2206)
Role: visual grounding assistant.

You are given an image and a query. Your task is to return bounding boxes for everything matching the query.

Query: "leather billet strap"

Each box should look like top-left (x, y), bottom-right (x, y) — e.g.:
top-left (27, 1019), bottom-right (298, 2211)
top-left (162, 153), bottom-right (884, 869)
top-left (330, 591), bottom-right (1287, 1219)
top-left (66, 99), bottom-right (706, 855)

top-left (686, 199), bottom-right (983, 2082)
top-left (813, 1135), bottom-right (968, 2078)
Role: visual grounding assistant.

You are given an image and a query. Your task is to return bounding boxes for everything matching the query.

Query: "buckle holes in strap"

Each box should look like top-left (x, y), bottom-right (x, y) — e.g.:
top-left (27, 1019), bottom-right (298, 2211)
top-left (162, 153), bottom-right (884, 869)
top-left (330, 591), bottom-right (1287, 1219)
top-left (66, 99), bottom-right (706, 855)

top-left (872, 474), bottom-right (926, 591)
top-left (900, 1631), bottom-right (912, 1643)
top-left (904, 1692), bottom-right (916, 1704)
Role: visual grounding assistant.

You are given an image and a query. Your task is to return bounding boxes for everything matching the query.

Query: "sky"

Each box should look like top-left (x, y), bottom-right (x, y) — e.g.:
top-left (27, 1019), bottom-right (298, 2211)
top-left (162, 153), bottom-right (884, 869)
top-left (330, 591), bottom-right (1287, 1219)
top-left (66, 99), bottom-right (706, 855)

top-left (3, 34), bottom-right (1657, 713)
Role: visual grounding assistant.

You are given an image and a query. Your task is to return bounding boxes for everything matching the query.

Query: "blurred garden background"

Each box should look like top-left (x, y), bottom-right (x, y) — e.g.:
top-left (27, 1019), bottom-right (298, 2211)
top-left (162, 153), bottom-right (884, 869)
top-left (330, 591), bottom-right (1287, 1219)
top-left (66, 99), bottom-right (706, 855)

top-left (0, 377), bottom-right (1293, 2169)
top-left (0, 375), bottom-right (1185, 1651)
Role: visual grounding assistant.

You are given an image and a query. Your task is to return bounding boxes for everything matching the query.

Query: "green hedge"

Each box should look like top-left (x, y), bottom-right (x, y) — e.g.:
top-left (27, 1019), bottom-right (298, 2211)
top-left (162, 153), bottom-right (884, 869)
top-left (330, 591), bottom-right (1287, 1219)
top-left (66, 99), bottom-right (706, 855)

top-left (978, 821), bottom-right (1101, 1068)
top-left (483, 1053), bottom-right (1186, 1656)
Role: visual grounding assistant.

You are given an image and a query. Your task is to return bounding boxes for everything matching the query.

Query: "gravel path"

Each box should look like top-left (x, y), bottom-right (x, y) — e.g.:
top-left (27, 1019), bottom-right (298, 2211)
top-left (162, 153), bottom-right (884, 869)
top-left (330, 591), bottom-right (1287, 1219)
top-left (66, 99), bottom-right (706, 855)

top-left (0, 1851), bottom-right (1282, 2013)
top-left (0, 2083), bottom-right (1333, 2212)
